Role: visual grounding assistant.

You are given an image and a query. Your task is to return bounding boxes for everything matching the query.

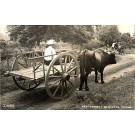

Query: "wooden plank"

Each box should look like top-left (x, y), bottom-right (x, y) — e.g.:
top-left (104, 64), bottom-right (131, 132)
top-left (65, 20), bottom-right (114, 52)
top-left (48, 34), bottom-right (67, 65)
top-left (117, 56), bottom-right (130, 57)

top-left (9, 65), bottom-right (63, 80)
top-left (9, 65), bottom-right (47, 79)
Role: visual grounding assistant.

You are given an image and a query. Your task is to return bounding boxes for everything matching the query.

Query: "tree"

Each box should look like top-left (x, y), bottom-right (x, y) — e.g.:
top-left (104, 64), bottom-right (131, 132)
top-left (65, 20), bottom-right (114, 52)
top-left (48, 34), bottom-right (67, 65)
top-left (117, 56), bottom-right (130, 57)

top-left (7, 25), bottom-right (94, 47)
top-left (131, 36), bottom-right (135, 44)
top-left (0, 40), bottom-right (7, 49)
top-left (121, 33), bottom-right (131, 45)
top-left (97, 25), bottom-right (121, 46)
top-left (7, 25), bottom-right (25, 41)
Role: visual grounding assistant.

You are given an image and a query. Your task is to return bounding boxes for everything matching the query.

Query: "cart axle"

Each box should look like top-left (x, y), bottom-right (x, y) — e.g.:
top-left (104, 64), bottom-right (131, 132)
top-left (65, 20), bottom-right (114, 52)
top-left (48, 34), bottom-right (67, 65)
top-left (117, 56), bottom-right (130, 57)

top-left (62, 73), bottom-right (70, 81)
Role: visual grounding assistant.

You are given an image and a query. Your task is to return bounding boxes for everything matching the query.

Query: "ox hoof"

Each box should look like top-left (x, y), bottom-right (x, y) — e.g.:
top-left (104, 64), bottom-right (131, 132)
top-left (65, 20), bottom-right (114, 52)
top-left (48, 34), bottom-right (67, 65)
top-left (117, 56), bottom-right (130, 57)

top-left (95, 80), bottom-right (99, 83)
top-left (85, 87), bottom-right (89, 91)
top-left (79, 88), bottom-right (82, 91)
top-left (101, 81), bottom-right (105, 84)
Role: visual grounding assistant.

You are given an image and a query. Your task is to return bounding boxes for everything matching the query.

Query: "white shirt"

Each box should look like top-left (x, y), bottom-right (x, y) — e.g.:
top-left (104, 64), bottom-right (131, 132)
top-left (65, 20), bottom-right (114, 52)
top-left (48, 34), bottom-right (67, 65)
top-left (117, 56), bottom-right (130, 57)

top-left (112, 43), bottom-right (116, 48)
top-left (44, 46), bottom-right (57, 61)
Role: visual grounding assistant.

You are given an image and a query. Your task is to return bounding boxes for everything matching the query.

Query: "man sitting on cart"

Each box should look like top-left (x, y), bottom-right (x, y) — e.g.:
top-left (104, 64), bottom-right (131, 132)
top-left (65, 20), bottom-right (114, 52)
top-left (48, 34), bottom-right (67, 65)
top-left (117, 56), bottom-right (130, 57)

top-left (44, 39), bottom-right (57, 65)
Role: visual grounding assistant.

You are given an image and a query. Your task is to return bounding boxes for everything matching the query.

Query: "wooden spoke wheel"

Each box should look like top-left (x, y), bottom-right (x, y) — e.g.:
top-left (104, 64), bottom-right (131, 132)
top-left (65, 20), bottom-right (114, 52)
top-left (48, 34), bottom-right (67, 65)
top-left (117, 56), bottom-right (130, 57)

top-left (12, 52), bottom-right (41, 91)
top-left (45, 52), bottom-right (79, 100)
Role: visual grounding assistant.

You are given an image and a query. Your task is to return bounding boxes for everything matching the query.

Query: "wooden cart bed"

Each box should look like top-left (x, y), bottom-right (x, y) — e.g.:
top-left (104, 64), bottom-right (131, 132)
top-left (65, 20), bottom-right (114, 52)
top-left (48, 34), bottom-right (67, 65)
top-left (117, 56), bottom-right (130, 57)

top-left (9, 65), bottom-right (62, 80)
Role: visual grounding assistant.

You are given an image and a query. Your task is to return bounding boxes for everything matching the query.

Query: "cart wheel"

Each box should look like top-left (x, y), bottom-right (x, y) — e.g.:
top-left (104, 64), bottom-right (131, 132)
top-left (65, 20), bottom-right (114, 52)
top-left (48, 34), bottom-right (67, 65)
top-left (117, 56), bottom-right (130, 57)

top-left (12, 53), bottom-right (41, 91)
top-left (45, 52), bottom-right (79, 100)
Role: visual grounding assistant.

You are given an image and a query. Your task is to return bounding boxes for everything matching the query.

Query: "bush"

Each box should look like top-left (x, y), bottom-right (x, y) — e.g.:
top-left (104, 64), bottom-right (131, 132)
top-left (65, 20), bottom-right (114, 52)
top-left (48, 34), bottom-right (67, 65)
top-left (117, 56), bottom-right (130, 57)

top-left (0, 40), bottom-right (7, 49)
top-left (7, 41), bottom-right (21, 47)
top-left (1, 57), bottom-right (15, 74)
top-left (0, 41), bottom-right (30, 63)
top-left (82, 39), bottom-right (104, 50)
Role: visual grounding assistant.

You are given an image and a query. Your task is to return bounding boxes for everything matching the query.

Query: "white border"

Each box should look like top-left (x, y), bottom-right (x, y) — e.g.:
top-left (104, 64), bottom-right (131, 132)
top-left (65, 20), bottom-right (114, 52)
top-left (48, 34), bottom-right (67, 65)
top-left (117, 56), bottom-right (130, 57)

top-left (0, 0), bottom-right (135, 135)
top-left (0, 111), bottom-right (135, 135)
top-left (0, 0), bottom-right (135, 24)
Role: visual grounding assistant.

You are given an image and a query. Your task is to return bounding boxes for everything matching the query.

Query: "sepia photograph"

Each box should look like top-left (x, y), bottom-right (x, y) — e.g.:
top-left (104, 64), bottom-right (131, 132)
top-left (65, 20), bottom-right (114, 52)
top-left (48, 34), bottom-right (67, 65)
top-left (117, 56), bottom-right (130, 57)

top-left (0, 25), bottom-right (135, 110)
top-left (1, 1), bottom-right (135, 135)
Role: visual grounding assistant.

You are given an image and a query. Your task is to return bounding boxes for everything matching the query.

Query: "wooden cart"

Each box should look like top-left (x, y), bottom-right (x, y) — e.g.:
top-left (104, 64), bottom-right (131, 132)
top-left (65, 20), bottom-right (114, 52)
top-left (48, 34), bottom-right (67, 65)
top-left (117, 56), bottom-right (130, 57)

top-left (4, 50), bottom-right (79, 100)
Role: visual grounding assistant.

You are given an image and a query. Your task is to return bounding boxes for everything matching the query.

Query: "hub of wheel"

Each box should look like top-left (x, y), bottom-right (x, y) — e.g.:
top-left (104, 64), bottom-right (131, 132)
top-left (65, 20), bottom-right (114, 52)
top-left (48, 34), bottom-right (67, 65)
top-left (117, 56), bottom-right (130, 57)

top-left (62, 73), bottom-right (70, 81)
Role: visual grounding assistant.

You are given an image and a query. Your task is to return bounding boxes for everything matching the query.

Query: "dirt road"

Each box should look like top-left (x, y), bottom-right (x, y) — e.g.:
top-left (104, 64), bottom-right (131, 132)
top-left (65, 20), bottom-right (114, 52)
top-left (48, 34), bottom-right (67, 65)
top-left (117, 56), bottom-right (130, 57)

top-left (1, 54), bottom-right (135, 110)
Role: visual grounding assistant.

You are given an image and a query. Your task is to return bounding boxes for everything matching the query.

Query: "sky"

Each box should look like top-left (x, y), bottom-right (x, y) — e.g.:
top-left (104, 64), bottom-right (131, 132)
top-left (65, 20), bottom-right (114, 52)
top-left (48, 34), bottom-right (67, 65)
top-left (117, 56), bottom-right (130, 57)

top-left (118, 25), bottom-right (135, 35)
top-left (0, 25), bottom-right (7, 33)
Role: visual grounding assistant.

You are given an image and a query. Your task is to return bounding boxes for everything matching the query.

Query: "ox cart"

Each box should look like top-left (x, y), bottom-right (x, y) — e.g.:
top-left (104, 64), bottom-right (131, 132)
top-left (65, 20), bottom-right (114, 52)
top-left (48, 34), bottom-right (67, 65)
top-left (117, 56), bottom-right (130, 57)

top-left (4, 50), bottom-right (79, 100)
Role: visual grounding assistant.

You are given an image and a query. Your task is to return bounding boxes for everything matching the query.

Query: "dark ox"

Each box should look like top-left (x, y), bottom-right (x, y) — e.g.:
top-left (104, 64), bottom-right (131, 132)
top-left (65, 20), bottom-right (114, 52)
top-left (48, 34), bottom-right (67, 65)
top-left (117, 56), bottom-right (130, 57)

top-left (78, 49), bottom-right (116, 91)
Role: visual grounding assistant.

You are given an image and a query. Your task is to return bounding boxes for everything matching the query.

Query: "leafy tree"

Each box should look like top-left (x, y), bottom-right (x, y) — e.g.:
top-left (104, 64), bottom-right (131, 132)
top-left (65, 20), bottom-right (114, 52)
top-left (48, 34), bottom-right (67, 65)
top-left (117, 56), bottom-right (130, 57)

top-left (121, 33), bottom-right (131, 45)
top-left (94, 25), bottom-right (102, 31)
top-left (0, 40), bottom-right (7, 49)
top-left (7, 25), bottom-right (94, 47)
top-left (7, 25), bottom-right (25, 41)
top-left (97, 25), bottom-right (121, 46)
top-left (131, 36), bottom-right (135, 44)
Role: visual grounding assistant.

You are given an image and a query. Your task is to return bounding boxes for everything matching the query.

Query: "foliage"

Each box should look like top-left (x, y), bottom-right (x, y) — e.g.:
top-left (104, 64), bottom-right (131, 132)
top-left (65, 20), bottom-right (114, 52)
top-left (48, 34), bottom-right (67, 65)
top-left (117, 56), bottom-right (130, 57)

top-left (97, 25), bottom-right (121, 46)
top-left (120, 33), bottom-right (131, 46)
top-left (131, 36), bottom-right (135, 44)
top-left (7, 25), bottom-right (94, 47)
top-left (0, 41), bottom-right (25, 62)
top-left (82, 39), bottom-right (103, 50)
top-left (121, 33), bottom-right (131, 43)
top-left (0, 40), bottom-right (7, 49)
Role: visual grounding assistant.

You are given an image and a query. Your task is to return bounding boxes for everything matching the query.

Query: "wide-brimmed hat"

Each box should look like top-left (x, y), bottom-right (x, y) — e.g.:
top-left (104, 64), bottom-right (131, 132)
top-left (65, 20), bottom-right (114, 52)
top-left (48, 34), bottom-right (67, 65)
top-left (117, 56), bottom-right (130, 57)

top-left (46, 39), bottom-right (56, 45)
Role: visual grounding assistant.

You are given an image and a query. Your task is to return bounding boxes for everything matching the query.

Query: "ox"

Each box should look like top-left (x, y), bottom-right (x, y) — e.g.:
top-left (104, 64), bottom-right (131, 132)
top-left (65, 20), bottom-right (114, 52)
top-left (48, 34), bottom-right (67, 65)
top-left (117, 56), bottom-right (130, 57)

top-left (78, 49), bottom-right (116, 91)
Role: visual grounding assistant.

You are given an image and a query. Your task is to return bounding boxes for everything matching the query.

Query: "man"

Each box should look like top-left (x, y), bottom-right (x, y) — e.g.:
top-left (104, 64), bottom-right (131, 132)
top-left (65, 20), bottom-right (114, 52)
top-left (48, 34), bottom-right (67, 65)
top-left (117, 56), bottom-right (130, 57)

top-left (112, 42), bottom-right (115, 51)
top-left (112, 42), bottom-right (118, 51)
top-left (44, 39), bottom-right (57, 65)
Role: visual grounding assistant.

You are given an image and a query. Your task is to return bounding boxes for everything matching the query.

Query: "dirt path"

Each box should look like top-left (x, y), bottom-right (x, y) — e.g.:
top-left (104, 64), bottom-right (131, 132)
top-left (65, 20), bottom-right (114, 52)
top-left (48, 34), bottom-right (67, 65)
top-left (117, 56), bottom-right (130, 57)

top-left (1, 54), bottom-right (135, 110)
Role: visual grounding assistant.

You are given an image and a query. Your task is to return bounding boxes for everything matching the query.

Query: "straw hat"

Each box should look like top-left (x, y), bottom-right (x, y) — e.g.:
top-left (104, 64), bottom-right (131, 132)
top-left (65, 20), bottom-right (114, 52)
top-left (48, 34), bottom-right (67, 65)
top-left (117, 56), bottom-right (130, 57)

top-left (46, 39), bottom-right (56, 45)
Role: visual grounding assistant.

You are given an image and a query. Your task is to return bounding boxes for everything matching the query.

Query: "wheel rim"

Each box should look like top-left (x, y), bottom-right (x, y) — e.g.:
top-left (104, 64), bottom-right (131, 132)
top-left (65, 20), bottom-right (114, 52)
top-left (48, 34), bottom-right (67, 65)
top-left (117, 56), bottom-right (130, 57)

top-left (12, 52), bottom-right (41, 90)
top-left (45, 52), bottom-right (79, 100)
